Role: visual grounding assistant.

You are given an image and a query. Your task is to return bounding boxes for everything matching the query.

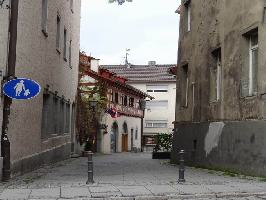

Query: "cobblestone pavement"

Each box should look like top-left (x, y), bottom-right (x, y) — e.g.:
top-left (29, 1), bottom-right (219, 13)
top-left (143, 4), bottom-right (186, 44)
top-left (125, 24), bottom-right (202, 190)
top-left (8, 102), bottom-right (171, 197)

top-left (0, 153), bottom-right (266, 199)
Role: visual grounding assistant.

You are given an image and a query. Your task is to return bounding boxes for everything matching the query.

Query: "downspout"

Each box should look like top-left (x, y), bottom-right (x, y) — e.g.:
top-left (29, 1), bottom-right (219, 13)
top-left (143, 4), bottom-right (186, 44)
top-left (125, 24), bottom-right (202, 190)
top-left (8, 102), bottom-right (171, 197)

top-left (1, 0), bottom-right (19, 181)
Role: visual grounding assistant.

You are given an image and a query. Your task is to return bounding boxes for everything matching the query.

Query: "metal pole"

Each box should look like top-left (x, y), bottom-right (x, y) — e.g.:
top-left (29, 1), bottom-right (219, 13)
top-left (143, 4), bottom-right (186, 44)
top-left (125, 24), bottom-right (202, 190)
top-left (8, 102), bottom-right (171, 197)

top-left (1, 0), bottom-right (19, 182)
top-left (86, 151), bottom-right (94, 184)
top-left (178, 150), bottom-right (185, 182)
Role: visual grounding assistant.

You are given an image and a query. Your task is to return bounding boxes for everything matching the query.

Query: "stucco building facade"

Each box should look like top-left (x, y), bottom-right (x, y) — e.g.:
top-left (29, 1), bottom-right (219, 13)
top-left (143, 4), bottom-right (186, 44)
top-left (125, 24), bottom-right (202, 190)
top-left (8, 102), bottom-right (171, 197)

top-left (79, 54), bottom-right (152, 154)
top-left (0, 0), bottom-right (81, 178)
top-left (101, 62), bottom-right (176, 151)
top-left (172, 0), bottom-right (266, 176)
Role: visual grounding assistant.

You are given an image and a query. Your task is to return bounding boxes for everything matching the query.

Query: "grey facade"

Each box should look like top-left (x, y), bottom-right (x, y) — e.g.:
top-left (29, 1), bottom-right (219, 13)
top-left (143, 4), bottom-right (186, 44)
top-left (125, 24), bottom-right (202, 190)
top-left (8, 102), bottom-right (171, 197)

top-left (0, 0), bottom-right (81, 178)
top-left (172, 0), bottom-right (266, 176)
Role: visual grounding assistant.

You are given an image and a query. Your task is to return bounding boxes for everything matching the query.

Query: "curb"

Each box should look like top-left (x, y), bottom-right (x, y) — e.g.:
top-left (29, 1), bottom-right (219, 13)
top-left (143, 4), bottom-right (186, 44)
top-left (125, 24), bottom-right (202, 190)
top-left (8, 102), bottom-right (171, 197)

top-left (84, 192), bottom-right (266, 200)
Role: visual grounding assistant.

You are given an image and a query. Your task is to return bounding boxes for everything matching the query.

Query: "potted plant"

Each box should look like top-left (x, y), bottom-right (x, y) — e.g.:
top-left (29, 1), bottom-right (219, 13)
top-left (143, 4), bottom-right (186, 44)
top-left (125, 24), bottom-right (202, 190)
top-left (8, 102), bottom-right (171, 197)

top-left (152, 133), bottom-right (173, 159)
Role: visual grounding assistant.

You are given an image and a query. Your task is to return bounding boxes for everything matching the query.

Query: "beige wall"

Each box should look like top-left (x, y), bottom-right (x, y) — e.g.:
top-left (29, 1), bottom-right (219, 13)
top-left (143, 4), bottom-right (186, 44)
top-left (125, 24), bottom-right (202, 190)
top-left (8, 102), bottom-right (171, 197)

top-left (130, 82), bottom-right (176, 135)
top-left (0, 0), bottom-right (81, 170)
top-left (99, 114), bottom-right (142, 154)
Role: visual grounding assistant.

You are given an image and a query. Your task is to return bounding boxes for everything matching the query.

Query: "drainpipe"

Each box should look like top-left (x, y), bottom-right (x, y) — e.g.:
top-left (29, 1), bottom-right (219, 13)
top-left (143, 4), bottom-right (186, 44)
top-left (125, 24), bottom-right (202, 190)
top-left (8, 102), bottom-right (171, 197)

top-left (1, 0), bottom-right (19, 181)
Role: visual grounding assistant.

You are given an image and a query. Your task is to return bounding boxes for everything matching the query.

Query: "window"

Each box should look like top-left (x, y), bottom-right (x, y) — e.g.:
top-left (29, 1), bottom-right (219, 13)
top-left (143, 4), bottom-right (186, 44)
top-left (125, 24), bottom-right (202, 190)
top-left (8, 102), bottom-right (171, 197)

top-left (41, 0), bottom-right (48, 36)
top-left (65, 103), bottom-right (70, 133)
top-left (63, 28), bottom-right (67, 60)
top-left (263, 7), bottom-right (266, 23)
top-left (146, 100), bottom-right (168, 110)
top-left (69, 40), bottom-right (72, 68)
top-left (135, 128), bottom-right (138, 140)
top-left (242, 29), bottom-right (258, 97)
top-left (184, 0), bottom-right (191, 32)
top-left (41, 94), bottom-right (50, 138)
top-left (56, 15), bottom-right (61, 51)
top-left (70, 0), bottom-right (74, 12)
top-left (129, 97), bottom-right (134, 107)
top-left (124, 96), bottom-right (128, 106)
top-left (210, 48), bottom-right (222, 102)
top-left (248, 32), bottom-right (258, 96)
top-left (115, 92), bottom-right (119, 104)
top-left (59, 100), bottom-right (65, 135)
top-left (41, 93), bottom-right (71, 138)
top-left (181, 64), bottom-right (189, 107)
top-left (147, 85), bottom-right (168, 93)
top-left (145, 120), bottom-right (168, 128)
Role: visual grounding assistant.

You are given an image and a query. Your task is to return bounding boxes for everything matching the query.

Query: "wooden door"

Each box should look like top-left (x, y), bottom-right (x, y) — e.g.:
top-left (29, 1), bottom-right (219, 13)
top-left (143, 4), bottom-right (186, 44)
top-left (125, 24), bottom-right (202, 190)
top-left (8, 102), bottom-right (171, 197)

top-left (122, 134), bottom-right (128, 152)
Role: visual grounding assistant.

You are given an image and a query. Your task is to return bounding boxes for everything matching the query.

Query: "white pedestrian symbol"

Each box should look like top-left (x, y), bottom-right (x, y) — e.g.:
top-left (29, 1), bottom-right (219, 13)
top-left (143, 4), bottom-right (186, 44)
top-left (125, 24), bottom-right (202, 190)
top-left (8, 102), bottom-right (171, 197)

top-left (14, 80), bottom-right (28, 97)
top-left (24, 89), bottom-right (30, 97)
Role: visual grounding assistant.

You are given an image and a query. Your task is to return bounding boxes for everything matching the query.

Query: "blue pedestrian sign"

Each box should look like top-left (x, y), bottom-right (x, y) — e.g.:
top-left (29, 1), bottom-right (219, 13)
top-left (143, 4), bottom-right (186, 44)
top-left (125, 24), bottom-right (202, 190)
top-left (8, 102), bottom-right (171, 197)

top-left (3, 78), bottom-right (41, 100)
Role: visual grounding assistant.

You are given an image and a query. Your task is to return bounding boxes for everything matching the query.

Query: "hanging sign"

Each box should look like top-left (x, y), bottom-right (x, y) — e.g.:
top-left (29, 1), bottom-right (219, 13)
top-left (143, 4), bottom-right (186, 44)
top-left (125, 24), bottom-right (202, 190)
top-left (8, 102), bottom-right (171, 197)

top-left (3, 78), bottom-right (41, 100)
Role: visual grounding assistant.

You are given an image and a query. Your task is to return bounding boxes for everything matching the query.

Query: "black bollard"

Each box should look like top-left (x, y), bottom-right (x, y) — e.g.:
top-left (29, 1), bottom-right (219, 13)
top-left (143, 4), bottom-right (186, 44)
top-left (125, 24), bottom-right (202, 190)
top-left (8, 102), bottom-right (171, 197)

top-left (178, 150), bottom-right (185, 182)
top-left (86, 151), bottom-right (94, 184)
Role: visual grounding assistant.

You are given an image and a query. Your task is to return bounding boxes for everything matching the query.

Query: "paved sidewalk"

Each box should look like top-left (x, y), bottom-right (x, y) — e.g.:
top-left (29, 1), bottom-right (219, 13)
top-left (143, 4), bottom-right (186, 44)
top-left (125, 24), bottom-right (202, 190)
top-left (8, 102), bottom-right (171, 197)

top-left (0, 153), bottom-right (266, 199)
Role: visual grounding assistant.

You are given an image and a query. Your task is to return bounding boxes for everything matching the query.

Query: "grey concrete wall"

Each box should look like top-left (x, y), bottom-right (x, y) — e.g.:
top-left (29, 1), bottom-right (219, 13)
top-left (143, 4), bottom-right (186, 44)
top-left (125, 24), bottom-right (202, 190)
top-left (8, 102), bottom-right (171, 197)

top-left (172, 121), bottom-right (266, 176)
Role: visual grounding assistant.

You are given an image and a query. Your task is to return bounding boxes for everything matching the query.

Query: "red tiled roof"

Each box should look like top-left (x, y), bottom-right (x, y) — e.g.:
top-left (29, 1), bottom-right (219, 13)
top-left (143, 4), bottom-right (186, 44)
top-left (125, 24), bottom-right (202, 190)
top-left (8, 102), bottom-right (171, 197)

top-left (100, 64), bottom-right (177, 83)
top-left (80, 63), bottom-right (153, 99)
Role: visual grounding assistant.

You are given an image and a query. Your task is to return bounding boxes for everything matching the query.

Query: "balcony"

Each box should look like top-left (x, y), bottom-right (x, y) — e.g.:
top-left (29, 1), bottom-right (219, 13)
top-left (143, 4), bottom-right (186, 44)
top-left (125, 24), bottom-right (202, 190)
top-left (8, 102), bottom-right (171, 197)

top-left (108, 102), bottom-right (143, 118)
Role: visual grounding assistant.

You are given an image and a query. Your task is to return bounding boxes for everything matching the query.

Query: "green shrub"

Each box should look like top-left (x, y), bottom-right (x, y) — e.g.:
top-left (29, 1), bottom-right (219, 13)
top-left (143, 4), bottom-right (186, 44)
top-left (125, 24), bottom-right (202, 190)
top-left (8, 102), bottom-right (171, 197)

top-left (153, 133), bottom-right (173, 152)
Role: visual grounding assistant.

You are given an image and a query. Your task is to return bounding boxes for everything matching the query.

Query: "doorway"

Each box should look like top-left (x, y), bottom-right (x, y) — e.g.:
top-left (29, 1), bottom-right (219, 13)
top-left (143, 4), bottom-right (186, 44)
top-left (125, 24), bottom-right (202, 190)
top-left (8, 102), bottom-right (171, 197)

top-left (111, 122), bottom-right (118, 153)
top-left (122, 122), bottom-right (128, 152)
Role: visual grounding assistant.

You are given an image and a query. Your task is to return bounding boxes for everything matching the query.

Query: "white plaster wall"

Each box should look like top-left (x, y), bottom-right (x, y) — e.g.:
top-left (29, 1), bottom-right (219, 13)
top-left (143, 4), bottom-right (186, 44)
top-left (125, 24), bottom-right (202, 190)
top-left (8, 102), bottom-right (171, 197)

top-left (99, 114), bottom-right (141, 154)
top-left (130, 82), bottom-right (176, 135)
top-left (3, 0), bottom-right (81, 163)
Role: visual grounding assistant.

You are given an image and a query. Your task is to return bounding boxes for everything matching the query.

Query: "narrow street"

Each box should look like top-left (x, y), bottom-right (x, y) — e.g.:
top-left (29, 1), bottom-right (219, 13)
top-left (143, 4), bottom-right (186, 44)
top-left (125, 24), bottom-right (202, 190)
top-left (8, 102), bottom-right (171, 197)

top-left (0, 153), bottom-right (266, 199)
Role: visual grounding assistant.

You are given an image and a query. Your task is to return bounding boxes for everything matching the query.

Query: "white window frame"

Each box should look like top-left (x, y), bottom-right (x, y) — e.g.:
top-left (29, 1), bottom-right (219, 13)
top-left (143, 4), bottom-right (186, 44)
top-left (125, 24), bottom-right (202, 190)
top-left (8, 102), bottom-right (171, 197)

top-left (185, 77), bottom-right (189, 107)
top-left (187, 4), bottom-right (191, 32)
top-left (146, 100), bottom-right (168, 110)
top-left (146, 85), bottom-right (168, 93)
top-left (248, 35), bottom-right (258, 96)
top-left (216, 54), bottom-right (222, 101)
top-left (145, 120), bottom-right (168, 128)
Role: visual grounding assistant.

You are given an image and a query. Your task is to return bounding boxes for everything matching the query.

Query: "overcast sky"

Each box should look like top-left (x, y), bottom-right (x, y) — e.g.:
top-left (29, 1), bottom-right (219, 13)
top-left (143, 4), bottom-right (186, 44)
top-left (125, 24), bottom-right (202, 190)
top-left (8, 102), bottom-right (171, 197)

top-left (80, 0), bottom-right (180, 65)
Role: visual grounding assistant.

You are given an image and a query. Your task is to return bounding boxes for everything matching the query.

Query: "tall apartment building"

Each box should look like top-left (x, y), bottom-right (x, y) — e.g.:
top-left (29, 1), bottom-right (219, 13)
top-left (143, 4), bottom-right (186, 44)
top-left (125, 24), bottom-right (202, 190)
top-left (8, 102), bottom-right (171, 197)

top-left (0, 0), bottom-right (81, 178)
top-left (101, 62), bottom-right (176, 151)
top-left (172, 0), bottom-right (266, 176)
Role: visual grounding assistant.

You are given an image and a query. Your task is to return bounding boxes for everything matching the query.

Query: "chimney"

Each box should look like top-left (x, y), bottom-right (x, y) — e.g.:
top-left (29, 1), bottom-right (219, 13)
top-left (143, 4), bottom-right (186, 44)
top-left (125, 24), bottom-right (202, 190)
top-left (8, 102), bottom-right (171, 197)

top-left (148, 61), bottom-right (156, 66)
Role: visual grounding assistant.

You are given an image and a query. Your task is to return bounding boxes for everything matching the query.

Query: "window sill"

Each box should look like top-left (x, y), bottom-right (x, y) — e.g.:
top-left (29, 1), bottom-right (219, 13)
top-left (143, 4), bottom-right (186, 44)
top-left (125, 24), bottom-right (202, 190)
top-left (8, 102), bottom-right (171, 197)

top-left (56, 48), bottom-right (61, 54)
top-left (209, 100), bottom-right (221, 105)
top-left (241, 95), bottom-right (257, 100)
top-left (42, 29), bottom-right (48, 37)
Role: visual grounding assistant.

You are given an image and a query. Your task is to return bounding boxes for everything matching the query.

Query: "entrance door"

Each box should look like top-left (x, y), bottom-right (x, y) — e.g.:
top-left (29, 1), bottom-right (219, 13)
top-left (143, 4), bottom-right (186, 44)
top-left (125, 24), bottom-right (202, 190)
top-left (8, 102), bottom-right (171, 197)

top-left (122, 134), bottom-right (128, 152)
top-left (111, 122), bottom-right (118, 153)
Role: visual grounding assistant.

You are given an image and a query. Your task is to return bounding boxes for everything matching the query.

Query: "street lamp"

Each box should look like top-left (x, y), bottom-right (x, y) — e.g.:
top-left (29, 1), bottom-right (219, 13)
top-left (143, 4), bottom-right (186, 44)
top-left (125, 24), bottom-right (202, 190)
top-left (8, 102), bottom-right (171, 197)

top-left (109, 0), bottom-right (132, 5)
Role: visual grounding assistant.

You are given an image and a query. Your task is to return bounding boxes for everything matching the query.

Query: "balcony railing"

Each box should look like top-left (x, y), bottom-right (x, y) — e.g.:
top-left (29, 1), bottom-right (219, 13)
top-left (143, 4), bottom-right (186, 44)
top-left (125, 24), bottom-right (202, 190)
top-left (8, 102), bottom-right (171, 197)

top-left (108, 102), bottom-right (143, 117)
